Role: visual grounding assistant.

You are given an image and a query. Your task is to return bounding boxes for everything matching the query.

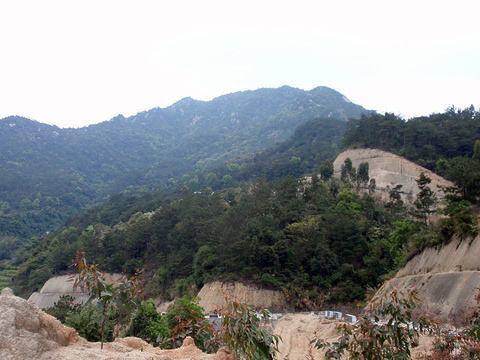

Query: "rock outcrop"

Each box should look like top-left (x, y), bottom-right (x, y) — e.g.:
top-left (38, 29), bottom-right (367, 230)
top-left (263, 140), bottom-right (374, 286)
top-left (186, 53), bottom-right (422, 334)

top-left (1, 287), bottom-right (232, 360)
top-left (197, 281), bottom-right (288, 313)
top-left (373, 235), bottom-right (480, 324)
top-left (333, 148), bottom-right (453, 202)
top-left (1, 287), bottom-right (82, 360)
top-left (28, 273), bottom-right (122, 309)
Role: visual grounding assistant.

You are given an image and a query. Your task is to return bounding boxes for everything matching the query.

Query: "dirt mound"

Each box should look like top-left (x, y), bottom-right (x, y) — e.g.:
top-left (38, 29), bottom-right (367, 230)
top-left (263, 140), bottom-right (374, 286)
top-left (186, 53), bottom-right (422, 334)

top-left (197, 281), bottom-right (288, 313)
top-left (374, 235), bottom-right (480, 324)
top-left (1, 287), bottom-right (232, 360)
top-left (333, 148), bottom-right (452, 202)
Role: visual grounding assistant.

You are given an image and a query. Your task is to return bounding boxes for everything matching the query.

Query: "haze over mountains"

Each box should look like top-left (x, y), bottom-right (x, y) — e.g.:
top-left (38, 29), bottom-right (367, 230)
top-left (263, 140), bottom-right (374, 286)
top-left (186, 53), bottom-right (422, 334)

top-left (0, 86), bottom-right (369, 240)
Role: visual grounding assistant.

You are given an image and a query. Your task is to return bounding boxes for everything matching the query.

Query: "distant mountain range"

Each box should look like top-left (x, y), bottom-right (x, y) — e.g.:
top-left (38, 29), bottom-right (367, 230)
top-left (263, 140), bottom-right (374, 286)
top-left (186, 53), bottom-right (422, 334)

top-left (0, 85), bottom-right (369, 240)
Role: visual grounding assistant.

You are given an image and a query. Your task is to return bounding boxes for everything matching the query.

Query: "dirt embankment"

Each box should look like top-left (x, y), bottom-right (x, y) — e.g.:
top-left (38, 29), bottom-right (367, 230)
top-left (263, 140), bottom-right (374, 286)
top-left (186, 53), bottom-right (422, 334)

top-left (374, 235), bottom-right (480, 324)
top-left (333, 148), bottom-right (453, 202)
top-left (197, 281), bottom-right (288, 313)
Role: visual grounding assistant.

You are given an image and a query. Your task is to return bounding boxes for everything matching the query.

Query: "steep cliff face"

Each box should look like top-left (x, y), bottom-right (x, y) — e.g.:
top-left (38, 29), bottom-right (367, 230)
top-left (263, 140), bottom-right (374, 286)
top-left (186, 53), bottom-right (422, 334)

top-left (374, 236), bottom-right (480, 324)
top-left (333, 148), bottom-right (453, 202)
top-left (197, 281), bottom-right (288, 313)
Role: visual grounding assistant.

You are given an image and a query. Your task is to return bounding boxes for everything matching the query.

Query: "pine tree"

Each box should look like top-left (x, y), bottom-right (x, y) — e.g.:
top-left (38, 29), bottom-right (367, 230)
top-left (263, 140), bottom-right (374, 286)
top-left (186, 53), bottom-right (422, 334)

top-left (340, 158), bottom-right (356, 183)
top-left (473, 139), bottom-right (480, 160)
top-left (414, 173), bottom-right (437, 225)
top-left (356, 162), bottom-right (370, 188)
top-left (319, 161), bottom-right (334, 180)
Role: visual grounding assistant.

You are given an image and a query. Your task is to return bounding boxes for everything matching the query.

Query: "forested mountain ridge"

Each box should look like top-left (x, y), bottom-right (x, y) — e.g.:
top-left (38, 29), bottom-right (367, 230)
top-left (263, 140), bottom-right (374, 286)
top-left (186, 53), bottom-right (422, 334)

top-left (179, 117), bottom-right (347, 190)
top-left (0, 86), bottom-right (369, 242)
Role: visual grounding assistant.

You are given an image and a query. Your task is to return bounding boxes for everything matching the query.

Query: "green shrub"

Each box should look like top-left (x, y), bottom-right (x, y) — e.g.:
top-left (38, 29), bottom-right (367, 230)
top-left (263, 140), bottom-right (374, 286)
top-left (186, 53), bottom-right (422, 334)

top-left (440, 199), bottom-right (478, 241)
top-left (65, 304), bottom-right (114, 342)
top-left (127, 300), bottom-right (168, 344)
top-left (46, 295), bottom-right (81, 323)
top-left (164, 296), bottom-right (218, 352)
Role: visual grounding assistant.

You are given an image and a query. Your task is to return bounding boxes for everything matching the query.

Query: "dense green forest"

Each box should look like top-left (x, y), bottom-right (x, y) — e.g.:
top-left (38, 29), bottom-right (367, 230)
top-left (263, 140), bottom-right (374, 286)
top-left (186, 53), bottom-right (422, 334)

top-left (16, 151), bottom-right (477, 306)
top-left (0, 86), bottom-right (367, 245)
top-left (14, 175), bottom-right (408, 305)
top-left (175, 117), bottom-right (347, 190)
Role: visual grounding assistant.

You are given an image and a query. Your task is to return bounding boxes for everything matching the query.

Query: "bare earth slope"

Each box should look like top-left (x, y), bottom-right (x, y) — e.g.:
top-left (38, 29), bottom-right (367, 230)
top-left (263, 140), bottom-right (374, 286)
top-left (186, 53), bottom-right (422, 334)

top-left (374, 235), bottom-right (480, 324)
top-left (197, 281), bottom-right (288, 313)
top-left (333, 148), bottom-right (453, 202)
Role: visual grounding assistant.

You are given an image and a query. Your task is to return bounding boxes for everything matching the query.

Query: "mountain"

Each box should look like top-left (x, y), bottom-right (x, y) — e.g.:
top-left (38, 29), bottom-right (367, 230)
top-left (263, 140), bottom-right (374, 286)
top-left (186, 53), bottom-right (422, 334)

top-left (0, 86), bottom-right (369, 242)
top-left (9, 107), bottom-right (480, 305)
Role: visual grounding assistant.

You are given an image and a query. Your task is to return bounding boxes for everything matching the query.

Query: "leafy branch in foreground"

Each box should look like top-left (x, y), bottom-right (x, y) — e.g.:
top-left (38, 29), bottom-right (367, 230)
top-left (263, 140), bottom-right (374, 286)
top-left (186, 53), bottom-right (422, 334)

top-left (72, 250), bottom-right (143, 349)
top-left (222, 302), bottom-right (281, 360)
top-left (425, 290), bottom-right (480, 359)
top-left (312, 290), bottom-right (430, 360)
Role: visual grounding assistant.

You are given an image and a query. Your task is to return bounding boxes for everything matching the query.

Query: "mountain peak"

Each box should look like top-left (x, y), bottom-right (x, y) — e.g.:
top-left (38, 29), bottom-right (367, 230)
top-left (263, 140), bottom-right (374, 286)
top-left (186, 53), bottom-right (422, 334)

top-left (172, 96), bottom-right (202, 107)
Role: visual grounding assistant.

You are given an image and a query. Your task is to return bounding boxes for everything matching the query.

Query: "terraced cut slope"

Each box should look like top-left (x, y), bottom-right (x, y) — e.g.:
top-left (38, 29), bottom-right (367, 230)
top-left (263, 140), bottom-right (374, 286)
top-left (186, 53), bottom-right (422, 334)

top-left (373, 235), bottom-right (480, 324)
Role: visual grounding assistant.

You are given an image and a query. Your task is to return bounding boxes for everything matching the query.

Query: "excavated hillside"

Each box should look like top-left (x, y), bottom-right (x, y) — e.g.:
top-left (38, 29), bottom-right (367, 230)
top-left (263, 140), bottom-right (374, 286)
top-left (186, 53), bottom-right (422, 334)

top-left (29, 277), bottom-right (288, 314)
top-left (28, 274), bottom-right (123, 309)
top-left (197, 281), bottom-right (288, 313)
top-left (374, 235), bottom-right (480, 324)
top-left (333, 148), bottom-right (453, 202)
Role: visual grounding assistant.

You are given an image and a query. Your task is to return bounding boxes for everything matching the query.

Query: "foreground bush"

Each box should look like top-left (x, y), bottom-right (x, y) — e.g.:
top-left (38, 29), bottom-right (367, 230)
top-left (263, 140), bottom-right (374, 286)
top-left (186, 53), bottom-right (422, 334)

top-left (426, 292), bottom-right (480, 359)
top-left (126, 300), bottom-right (168, 344)
top-left (222, 302), bottom-right (281, 360)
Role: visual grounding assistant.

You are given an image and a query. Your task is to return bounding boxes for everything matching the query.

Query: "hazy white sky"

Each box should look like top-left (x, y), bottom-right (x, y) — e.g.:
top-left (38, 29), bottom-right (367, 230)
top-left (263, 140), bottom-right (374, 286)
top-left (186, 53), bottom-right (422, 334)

top-left (0, 0), bottom-right (479, 127)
